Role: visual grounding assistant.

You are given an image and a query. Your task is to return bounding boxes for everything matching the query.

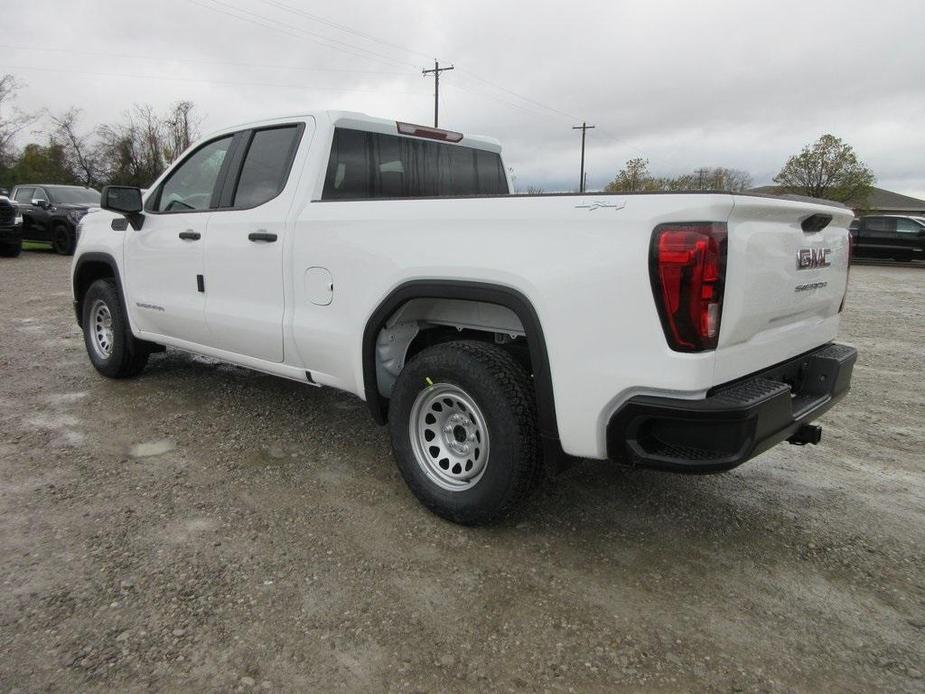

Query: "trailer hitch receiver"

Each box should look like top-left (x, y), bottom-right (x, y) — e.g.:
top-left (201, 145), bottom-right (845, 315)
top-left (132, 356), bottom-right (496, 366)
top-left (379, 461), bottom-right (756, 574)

top-left (788, 424), bottom-right (822, 446)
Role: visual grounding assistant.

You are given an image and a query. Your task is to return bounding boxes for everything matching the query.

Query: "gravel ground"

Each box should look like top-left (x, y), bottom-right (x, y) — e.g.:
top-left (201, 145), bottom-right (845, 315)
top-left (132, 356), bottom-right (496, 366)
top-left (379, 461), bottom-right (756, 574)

top-left (1, 250), bottom-right (923, 692)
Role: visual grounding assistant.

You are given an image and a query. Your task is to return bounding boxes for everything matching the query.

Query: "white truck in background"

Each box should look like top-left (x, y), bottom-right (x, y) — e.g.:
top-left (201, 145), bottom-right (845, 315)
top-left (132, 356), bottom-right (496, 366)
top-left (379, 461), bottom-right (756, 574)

top-left (71, 111), bottom-right (857, 524)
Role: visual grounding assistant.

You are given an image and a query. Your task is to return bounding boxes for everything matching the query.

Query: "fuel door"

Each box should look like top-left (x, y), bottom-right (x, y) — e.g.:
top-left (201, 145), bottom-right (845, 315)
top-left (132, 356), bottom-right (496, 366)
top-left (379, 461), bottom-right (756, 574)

top-left (305, 266), bottom-right (334, 306)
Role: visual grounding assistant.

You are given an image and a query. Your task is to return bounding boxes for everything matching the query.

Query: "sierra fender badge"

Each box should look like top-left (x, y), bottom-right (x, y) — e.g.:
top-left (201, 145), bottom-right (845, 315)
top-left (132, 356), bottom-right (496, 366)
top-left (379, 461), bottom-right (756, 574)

top-left (796, 247), bottom-right (832, 270)
top-left (575, 199), bottom-right (626, 211)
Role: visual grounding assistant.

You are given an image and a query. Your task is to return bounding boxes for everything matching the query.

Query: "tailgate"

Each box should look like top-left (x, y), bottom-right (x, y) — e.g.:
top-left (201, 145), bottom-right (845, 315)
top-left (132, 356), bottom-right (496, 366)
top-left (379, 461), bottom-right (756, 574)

top-left (714, 195), bottom-right (854, 384)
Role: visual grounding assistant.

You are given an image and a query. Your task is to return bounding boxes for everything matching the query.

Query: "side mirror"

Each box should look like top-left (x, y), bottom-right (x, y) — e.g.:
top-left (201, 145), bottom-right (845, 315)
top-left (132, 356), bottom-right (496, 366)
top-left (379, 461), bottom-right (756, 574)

top-left (101, 185), bottom-right (143, 214)
top-left (101, 185), bottom-right (144, 230)
top-left (32, 198), bottom-right (50, 209)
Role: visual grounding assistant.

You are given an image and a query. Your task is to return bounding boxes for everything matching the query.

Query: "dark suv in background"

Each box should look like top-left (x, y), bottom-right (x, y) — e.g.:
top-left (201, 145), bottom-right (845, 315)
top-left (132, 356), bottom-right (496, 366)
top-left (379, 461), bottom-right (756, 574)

top-left (849, 215), bottom-right (925, 261)
top-left (0, 194), bottom-right (23, 257)
top-left (11, 184), bottom-right (100, 255)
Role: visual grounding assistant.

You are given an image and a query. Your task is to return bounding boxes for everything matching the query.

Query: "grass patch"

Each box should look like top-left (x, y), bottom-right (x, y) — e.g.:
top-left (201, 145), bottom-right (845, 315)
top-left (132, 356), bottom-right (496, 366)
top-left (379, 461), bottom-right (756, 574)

top-left (22, 241), bottom-right (52, 251)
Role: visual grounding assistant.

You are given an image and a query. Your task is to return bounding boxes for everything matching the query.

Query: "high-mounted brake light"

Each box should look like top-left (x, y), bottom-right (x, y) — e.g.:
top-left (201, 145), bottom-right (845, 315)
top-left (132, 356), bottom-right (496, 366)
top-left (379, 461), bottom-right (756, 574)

top-left (396, 121), bottom-right (464, 143)
top-left (649, 223), bottom-right (727, 352)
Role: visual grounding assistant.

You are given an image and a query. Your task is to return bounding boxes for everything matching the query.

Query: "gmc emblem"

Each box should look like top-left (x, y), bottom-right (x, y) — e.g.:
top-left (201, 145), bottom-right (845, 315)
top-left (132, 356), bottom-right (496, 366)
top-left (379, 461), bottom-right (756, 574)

top-left (796, 247), bottom-right (832, 270)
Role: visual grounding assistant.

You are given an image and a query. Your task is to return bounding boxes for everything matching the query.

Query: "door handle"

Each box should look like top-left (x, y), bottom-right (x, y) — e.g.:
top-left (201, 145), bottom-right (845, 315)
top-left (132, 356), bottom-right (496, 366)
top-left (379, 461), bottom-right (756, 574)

top-left (179, 230), bottom-right (201, 240)
top-left (248, 231), bottom-right (277, 243)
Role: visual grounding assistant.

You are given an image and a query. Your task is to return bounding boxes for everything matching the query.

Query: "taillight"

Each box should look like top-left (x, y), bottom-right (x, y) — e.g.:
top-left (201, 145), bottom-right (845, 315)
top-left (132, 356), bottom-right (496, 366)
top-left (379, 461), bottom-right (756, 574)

top-left (839, 229), bottom-right (853, 312)
top-left (650, 222), bottom-right (727, 352)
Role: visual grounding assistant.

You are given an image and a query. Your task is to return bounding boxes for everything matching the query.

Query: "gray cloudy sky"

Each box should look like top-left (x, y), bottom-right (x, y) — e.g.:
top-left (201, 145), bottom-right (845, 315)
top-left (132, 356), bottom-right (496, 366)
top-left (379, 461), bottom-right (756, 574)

top-left (6, 0), bottom-right (925, 196)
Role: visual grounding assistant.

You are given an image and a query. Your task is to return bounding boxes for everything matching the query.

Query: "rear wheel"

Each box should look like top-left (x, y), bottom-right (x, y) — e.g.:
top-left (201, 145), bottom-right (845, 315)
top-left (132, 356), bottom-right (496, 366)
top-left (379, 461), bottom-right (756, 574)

top-left (0, 240), bottom-right (21, 257)
top-left (52, 224), bottom-right (74, 255)
top-left (82, 279), bottom-right (149, 378)
top-left (388, 340), bottom-right (540, 525)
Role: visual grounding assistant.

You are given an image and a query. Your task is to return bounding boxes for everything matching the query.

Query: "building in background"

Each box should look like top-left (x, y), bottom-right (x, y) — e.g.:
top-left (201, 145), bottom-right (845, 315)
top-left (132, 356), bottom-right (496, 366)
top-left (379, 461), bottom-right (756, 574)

top-left (750, 185), bottom-right (925, 217)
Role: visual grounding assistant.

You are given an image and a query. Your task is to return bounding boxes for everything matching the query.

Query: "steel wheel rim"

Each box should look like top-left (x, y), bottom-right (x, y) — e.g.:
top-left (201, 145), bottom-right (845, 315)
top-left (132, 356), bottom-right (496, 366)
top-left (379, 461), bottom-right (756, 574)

top-left (90, 299), bottom-right (114, 360)
top-left (408, 382), bottom-right (490, 492)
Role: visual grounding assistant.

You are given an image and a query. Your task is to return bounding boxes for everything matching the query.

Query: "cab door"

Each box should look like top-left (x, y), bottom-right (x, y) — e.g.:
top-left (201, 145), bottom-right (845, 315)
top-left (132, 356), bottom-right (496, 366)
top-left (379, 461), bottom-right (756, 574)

top-left (202, 123), bottom-right (307, 363)
top-left (124, 134), bottom-right (238, 345)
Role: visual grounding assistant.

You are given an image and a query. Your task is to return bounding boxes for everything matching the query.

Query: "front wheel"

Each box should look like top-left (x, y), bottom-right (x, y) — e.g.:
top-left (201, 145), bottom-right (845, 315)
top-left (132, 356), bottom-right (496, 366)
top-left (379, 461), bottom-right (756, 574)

top-left (52, 224), bottom-right (75, 255)
top-left (82, 279), bottom-right (149, 378)
top-left (0, 240), bottom-right (21, 257)
top-left (388, 340), bottom-right (540, 525)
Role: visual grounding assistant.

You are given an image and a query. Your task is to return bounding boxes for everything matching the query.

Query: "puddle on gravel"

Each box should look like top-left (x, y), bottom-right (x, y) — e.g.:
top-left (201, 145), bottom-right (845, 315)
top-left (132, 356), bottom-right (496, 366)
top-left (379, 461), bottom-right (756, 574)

top-left (129, 439), bottom-right (177, 458)
top-left (242, 445), bottom-right (297, 467)
top-left (44, 392), bottom-right (90, 407)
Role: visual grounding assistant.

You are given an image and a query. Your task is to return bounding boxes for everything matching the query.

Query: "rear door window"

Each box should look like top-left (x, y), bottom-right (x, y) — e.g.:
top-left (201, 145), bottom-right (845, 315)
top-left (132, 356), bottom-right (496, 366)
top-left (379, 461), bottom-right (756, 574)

top-left (322, 128), bottom-right (508, 200)
top-left (13, 188), bottom-right (33, 203)
top-left (232, 125), bottom-right (302, 208)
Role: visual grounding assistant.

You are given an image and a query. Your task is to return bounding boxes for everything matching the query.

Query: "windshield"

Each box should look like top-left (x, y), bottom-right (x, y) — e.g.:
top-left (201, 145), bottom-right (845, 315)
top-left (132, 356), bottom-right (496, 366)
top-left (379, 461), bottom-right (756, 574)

top-left (47, 187), bottom-right (101, 205)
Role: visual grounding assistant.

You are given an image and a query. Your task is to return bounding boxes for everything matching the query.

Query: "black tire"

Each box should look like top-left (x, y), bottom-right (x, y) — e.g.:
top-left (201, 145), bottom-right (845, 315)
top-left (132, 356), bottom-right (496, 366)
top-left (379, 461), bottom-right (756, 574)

top-left (388, 340), bottom-right (540, 525)
top-left (52, 224), bottom-right (75, 255)
top-left (0, 240), bottom-right (21, 257)
top-left (82, 278), bottom-right (149, 378)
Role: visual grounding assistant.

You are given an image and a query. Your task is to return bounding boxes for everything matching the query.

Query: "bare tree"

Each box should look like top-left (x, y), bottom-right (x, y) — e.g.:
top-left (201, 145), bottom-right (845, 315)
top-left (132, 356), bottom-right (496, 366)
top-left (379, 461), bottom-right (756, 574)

top-left (163, 100), bottom-right (200, 163)
top-left (50, 108), bottom-right (100, 187)
top-left (0, 74), bottom-right (38, 176)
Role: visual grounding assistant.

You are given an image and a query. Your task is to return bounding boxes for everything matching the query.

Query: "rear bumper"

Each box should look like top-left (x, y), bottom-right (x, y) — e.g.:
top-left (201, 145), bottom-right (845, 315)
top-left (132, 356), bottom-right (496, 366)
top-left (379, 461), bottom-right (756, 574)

top-left (607, 342), bottom-right (857, 473)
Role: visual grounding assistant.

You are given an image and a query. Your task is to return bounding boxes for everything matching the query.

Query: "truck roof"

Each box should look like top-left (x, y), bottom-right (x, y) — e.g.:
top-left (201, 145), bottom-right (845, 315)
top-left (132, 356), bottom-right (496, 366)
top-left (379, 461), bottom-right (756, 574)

top-left (216, 111), bottom-right (503, 154)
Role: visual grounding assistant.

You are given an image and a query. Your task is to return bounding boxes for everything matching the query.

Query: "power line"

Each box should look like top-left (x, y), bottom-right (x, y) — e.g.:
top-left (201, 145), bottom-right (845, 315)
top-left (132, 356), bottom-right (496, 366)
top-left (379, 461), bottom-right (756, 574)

top-left (0, 44), bottom-right (412, 76)
top-left (221, 0), bottom-right (580, 124)
top-left (252, 0), bottom-right (435, 62)
top-left (572, 122), bottom-right (595, 193)
top-left (455, 68), bottom-right (578, 123)
top-left (422, 60), bottom-right (454, 127)
top-left (190, 0), bottom-right (420, 71)
top-left (4, 64), bottom-right (428, 96)
top-left (192, 0), bottom-right (584, 128)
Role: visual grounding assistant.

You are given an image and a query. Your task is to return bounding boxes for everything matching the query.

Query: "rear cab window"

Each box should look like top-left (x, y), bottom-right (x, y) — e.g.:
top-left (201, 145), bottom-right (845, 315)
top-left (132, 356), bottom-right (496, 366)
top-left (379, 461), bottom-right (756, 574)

top-left (322, 128), bottom-right (508, 200)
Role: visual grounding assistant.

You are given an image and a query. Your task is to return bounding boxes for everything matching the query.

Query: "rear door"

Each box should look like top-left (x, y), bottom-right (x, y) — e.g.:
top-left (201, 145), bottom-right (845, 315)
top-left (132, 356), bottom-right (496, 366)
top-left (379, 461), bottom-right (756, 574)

top-left (202, 122), bottom-right (307, 363)
top-left (715, 195), bottom-right (853, 383)
top-left (894, 217), bottom-right (925, 256)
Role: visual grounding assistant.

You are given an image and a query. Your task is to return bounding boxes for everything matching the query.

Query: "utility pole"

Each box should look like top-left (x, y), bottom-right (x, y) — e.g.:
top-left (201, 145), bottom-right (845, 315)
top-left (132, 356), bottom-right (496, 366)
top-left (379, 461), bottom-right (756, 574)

top-left (572, 122), bottom-right (595, 192)
top-left (422, 59), bottom-right (454, 127)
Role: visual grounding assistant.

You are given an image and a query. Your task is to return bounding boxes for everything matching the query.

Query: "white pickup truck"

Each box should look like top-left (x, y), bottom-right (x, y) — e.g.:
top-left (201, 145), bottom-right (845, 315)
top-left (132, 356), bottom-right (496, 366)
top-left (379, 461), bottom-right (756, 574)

top-left (71, 111), bottom-right (857, 524)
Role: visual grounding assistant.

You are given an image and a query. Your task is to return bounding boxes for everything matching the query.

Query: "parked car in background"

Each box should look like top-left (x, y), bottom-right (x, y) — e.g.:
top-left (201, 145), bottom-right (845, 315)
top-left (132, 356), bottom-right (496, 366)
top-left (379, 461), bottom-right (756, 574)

top-left (849, 215), bottom-right (925, 261)
top-left (0, 195), bottom-right (23, 257)
top-left (11, 184), bottom-right (101, 255)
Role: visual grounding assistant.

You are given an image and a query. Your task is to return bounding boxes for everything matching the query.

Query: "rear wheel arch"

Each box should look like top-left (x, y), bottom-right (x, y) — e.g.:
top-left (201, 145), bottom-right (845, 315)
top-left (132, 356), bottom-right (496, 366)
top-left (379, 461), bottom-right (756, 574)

top-left (362, 281), bottom-right (559, 445)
